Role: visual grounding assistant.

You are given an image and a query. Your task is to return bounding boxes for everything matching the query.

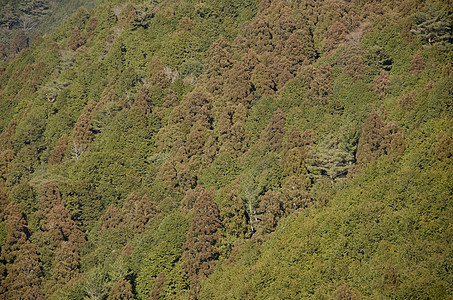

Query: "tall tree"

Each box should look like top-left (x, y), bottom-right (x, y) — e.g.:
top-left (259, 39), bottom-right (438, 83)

top-left (324, 22), bottom-right (348, 53)
top-left (307, 62), bottom-right (333, 105)
top-left (49, 241), bottom-right (81, 294)
top-left (281, 175), bottom-right (311, 213)
top-left (202, 38), bottom-right (233, 95)
top-left (148, 272), bottom-right (167, 300)
top-left (182, 189), bottom-right (221, 298)
top-left (219, 189), bottom-right (249, 239)
top-left (0, 150), bottom-right (14, 191)
top-left (0, 203), bottom-right (44, 300)
top-left (99, 204), bottom-right (123, 234)
top-left (0, 120), bottom-right (17, 152)
top-left (356, 110), bottom-right (405, 165)
top-left (71, 101), bottom-right (96, 159)
top-left (48, 134), bottom-right (69, 165)
top-left (33, 182), bottom-right (85, 284)
top-left (256, 190), bottom-right (283, 236)
top-left (262, 108), bottom-right (286, 151)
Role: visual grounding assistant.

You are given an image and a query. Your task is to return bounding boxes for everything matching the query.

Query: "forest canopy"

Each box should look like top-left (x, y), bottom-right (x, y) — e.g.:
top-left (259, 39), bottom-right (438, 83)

top-left (0, 0), bottom-right (452, 299)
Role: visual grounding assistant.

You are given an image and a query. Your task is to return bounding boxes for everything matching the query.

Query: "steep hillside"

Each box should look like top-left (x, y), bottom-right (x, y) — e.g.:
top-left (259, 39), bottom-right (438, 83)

top-left (0, 0), bottom-right (452, 299)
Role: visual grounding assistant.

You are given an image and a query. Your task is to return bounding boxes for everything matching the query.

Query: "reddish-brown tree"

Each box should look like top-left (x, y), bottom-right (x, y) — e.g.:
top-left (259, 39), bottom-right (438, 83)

top-left (48, 134), bottom-right (69, 165)
top-left (203, 40), bottom-right (233, 94)
top-left (71, 101), bottom-right (96, 159)
top-left (148, 272), bottom-right (167, 300)
top-left (281, 175), bottom-right (311, 213)
top-left (0, 119), bottom-right (17, 151)
top-left (307, 62), bottom-right (333, 105)
top-left (262, 108), bottom-right (286, 151)
top-left (85, 16), bottom-right (98, 39)
top-left (256, 190), bottom-right (283, 236)
top-left (148, 57), bottom-right (170, 88)
top-left (356, 110), bottom-right (405, 165)
top-left (372, 70), bottom-right (390, 98)
top-left (284, 33), bottom-right (308, 72)
top-left (324, 22), bottom-right (348, 53)
top-left (0, 150), bottom-right (14, 191)
top-left (1, 203), bottom-right (44, 300)
top-left (271, 56), bottom-right (293, 90)
top-left (433, 133), bottom-right (453, 161)
top-left (107, 279), bottom-right (134, 300)
top-left (67, 27), bottom-right (85, 51)
top-left (182, 189), bottom-right (221, 297)
top-left (251, 17), bottom-right (274, 53)
top-left (133, 84), bottom-right (152, 114)
top-left (224, 61), bottom-right (254, 105)
top-left (251, 62), bottom-right (275, 95)
top-left (9, 30), bottom-right (28, 56)
top-left (183, 91), bottom-right (213, 128)
top-left (410, 53), bottom-right (426, 74)
top-left (123, 193), bottom-right (158, 234)
top-left (99, 204), bottom-right (123, 233)
top-left (49, 241), bottom-right (80, 293)
top-left (34, 182), bottom-right (85, 285)
top-left (399, 90), bottom-right (417, 112)
top-left (283, 147), bottom-right (308, 177)
top-left (335, 283), bottom-right (357, 300)
top-left (0, 187), bottom-right (8, 220)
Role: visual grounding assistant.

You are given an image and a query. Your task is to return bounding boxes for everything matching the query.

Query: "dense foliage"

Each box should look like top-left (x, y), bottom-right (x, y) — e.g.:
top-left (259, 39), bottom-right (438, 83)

top-left (0, 0), bottom-right (452, 299)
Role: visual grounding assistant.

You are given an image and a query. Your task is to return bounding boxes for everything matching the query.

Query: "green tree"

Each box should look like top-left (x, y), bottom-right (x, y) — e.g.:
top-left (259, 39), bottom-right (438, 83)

top-left (219, 189), bottom-right (249, 239)
top-left (412, 3), bottom-right (452, 46)
top-left (308, 136), bottom-right (354, 182)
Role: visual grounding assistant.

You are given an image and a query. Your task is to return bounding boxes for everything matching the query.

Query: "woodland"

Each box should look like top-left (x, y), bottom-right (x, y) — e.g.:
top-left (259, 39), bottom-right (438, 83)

top-left (0, 0), bottom-right (452, 299)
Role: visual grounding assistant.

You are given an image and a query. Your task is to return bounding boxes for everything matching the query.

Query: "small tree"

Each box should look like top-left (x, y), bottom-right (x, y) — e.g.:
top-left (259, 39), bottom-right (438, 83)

top-left (68, 27), bottom-right (85, 51)
top-left (410, 53), bottom-right (426, 74)
top-left (107, 279), bottom-right (134, 300)
top-left (372, 70), bottom-right (390, 98)
top-left (148, 272), bottom-right (167, 300)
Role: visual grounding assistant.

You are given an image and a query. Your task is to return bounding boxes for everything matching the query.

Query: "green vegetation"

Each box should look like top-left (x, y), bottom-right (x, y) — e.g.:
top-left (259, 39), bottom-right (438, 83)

top-left (0, 0), bottom-right (452, 299)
